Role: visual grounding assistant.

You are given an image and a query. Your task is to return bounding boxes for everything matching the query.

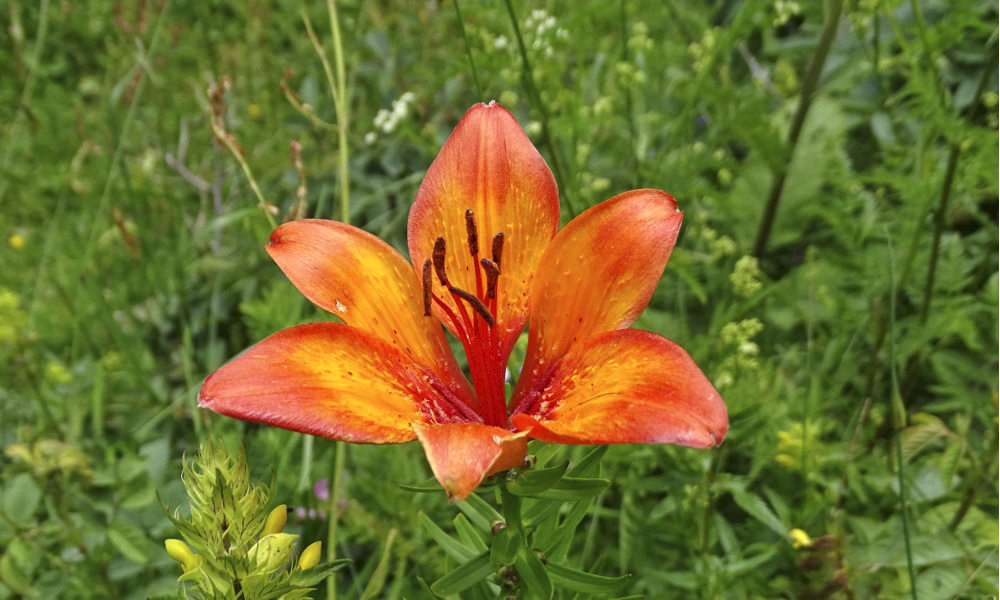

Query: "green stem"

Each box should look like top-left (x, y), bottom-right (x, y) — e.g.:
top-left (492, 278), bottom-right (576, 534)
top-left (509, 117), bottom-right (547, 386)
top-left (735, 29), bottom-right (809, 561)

top-left (752, 0), bottom-right (843, 258)
top-left (0, 0), bottom-right (49, 210)
top-left (886, 230), bottom-right (919, 600)
top-left (452, 0), bottom-right (483, 99)
top-left (919, 43), bottom-right (996, 323)
top-left (327, 0), bottom-right (351, 224)
top-left (502, 0), bottom-right (573, 217)
top-left (327, 441), bottom-right (346, 600)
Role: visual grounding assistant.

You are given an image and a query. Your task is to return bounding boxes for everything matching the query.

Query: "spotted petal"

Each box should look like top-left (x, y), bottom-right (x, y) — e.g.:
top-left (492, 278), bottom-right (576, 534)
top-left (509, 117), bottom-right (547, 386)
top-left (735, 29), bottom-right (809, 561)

top-left (514, 189), bottom-right (682, 392)
top-left (412, 422), bottom-right (529, 501)
top-left (511, 329), bottom-right (727, 448)
top-left (408, 103), bottom-right (560, 360)
top-left (267, 219), bottom-right (469, 390)
top-left (199, 323), bottom-right (476, 443)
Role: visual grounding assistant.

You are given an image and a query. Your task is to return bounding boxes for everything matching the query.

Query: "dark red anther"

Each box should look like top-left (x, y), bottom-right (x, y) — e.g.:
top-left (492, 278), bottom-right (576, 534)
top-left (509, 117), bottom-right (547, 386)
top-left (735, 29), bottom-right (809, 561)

top-left (481, 258), bottom-right (500, 299)
top-left (421, 259), bottom-right (433, 316)
top-left (448, 286), bottom-right (495, 328)
top-left (432, 238), bottom-right (449, 286)
top-left (464, 209), bottom-right (479, 256)
top-left (491, 232), bottom-right (504, 270)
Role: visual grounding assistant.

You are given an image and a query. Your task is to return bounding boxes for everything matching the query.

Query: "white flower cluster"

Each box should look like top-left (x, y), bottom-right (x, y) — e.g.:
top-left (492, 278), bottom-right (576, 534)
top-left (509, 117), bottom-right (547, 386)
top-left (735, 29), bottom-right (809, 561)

top-left (367, 92), bottom-right (417, 143)
top-left (523, 9), bottom-right (568, 58)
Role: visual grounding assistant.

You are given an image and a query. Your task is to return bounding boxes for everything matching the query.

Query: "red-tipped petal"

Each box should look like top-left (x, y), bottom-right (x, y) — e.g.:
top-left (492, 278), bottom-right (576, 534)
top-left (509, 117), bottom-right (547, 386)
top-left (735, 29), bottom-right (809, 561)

top-left (199, 323), bottom-right (476, 443)
top-left (266, 219), bottom-right (468, 390)
top-left (412, 422), bottom-right (528, 501)
top-left (511, 329), bottom-right (727, 448)
top-left (516, 190), bottom-right (682, 386)
top-left (408, 103), bottom-right (559, 359)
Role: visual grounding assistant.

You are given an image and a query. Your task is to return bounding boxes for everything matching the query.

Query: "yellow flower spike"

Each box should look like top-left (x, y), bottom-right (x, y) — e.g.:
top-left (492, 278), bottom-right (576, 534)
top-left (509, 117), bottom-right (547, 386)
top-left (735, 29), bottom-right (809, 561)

top-left (789, 528), bottom-right (813, 549)
top-left (262, 504), bottom-right (288, 537)
top-left (7, 235), bottom-right (25, 250)
top-left (298, 541), bottom-right (323, 570)
top-left (165, 539), bottom-right (202, 572)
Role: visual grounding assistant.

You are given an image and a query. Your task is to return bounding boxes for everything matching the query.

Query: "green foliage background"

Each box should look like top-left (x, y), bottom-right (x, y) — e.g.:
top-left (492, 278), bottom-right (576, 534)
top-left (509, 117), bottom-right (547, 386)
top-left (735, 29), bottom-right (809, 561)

top-left (0, 0), bottom-right (996, 598)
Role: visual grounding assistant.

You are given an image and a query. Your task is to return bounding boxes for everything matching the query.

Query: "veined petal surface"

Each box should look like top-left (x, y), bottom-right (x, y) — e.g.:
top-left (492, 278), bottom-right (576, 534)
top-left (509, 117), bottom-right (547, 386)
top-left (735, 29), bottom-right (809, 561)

top-left (412, 422), bottom-right (529, 501)
top-left (199, 323), bottom-right (474, 443)
top-left (516, 189), bottom-right (682, 387)
top-left (267, 219), bottom-right (468, 389)
top-left (408, 103), bottom-right (559, 358)
top-left (511, 329), bottom-right (727, 448)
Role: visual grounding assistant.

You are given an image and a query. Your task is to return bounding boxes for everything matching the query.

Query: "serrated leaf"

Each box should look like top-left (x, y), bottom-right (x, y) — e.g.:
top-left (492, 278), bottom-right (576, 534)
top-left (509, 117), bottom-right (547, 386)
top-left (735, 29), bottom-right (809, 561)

top-left (730, 488), bottom-right (787, 538)
top-left (430, 553), bottom-right (494, 596)
top-left (546, 561), bottom-right (630, 593)
top-left (938, 441), bottom-right (964, 489)
top-left (108, 518), bottom-right (152, 564)
top-left (0, 552), bottom-right (37, 597)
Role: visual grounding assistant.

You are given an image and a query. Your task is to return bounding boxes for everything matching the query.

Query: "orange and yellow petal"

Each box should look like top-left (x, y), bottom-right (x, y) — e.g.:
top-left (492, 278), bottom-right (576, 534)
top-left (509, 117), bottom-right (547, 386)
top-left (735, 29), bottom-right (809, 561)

top-left (511, 329), bottom-right (727, 448)
top-left (516, 189), bottom-right (682, 383)
top-left (408, 103), bottom-right (559, 359)
top-left (412, 422), bottom-right (529, 501)
top-left (266, 219), bottom-right (468, 390)
top-left (199, 323), bottom-right (475, 443)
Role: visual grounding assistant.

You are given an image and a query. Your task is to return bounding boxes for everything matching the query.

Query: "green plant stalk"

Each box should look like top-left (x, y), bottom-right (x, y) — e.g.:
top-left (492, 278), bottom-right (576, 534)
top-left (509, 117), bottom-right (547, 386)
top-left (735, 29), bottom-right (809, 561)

top-left (919, 43), bottom-right (996, 323)
top-left (452, 0), bottom-right (483, 100)
top-left (0, 0), bottom-right (49, 210)
top-left (752, 0), bottom-right (843, 258)
top-left (502, 0), bottom-right (573, 217)
top-left (210, 120), bottom-right (277, 229)
top-left (327, 440), bottom-right (347, 600)
top-left (327, 0), bottom-right (351, 224)
top-left (886, 231), bottom-right (919, 600)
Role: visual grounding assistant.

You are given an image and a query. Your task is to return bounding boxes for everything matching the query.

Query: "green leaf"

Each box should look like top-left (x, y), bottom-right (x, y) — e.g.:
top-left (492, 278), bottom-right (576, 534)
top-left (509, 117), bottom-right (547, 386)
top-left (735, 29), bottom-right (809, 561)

top-left (453, 514), bottom-right (488, 554)
top-left (567, 446), bottom-right (608, 477)
top-left (729, 488), bottom-right (787, 538)
top-left (505, 463), bottom-right (568, 496)
top-left (2, 473), bottom-right (41, 524)
top-left (490, 525), bottom-right (519, 565)
top-left (418, 512), bottom-right (476, 562)
top-left (546, 562), bottom-right (630, 593)
top-left (938, 440), bottom-right (964, 488)
top-left (0, 551), bottom-right (37, 597)
top-left (512, 477), bottom-right (609, 501)
top-left (399, 478), bottom-right (444, 494)
top-left (513, 547), bottom-right (553, 600)
top-left (429, 553), bottom-right (494, 596)
top-left (287, 559), bottom-right (350, 587)
top-left (456, 492), bottom-right (502, 531)
top-left (108, 518), bottom-right (152, 565)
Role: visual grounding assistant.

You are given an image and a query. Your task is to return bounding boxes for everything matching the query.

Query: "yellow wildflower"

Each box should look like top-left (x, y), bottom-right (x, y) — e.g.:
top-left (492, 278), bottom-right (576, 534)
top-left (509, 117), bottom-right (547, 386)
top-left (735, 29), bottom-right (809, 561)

top-left (789, 528), bottom-right (813, 549)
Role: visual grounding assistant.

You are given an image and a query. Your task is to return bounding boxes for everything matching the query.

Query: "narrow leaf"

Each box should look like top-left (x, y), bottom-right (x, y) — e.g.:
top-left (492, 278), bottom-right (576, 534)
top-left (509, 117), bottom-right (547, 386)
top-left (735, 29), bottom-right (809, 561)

top-left (430, 553), bottom-right (494, 596)
top-left (547, 562), bottom-right (630, 593)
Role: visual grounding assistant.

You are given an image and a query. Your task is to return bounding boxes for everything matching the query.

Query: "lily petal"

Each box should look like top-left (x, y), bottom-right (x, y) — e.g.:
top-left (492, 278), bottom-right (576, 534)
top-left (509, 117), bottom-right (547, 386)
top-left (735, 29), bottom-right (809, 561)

top-left (412, 422), bottom-right (529, 501)
top-left (511, 329), bottom-right (727, 448)
top-left (408, 103), bottom-right (559, 359)
top-left (516, 189), bottom-right (682, 386)
top-left (266, 219), bottom-right (469, 389)
top-left (199, 323), bottom-right (476, 443)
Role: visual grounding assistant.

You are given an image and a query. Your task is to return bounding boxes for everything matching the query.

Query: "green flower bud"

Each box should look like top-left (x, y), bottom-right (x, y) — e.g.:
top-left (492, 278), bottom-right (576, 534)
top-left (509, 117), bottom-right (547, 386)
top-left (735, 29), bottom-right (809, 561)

top-left (249, 533), bottom-right (298, 573)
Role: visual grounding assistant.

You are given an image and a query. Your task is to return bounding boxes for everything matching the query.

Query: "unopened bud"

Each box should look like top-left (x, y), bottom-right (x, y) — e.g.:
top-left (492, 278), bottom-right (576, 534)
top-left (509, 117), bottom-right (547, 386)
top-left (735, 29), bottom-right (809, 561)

top-left (298, 541), bottom-right (323, 570)
top-left (165, 539), bottom-right (201, 572)
top-left (262, 504), bottom-right (289, 537)
top-left (491, 521), bottom-right (507, 535)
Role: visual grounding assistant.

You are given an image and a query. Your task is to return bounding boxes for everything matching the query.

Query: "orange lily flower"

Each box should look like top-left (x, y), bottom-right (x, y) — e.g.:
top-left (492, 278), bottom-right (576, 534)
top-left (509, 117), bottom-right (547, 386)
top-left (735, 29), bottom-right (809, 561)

top-left (199, 102), bottom-right (727, 500)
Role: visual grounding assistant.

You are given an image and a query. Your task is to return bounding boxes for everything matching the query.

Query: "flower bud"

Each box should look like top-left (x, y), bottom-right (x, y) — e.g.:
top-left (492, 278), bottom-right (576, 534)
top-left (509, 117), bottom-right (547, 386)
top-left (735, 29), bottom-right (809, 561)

top-left (298, 541), bottom-right (323, 570)
top-left (165, 539), bottom-right (201, 572)
top-left (249, 533), bottom-right (298, 573)
top-left (262, 504), bottom-right (288, 537)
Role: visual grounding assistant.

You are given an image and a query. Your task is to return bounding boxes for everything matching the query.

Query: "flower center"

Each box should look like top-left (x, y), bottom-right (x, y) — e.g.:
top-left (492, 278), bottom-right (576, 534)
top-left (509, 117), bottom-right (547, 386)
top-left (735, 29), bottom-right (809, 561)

top-left (421, 209), bottom-right (508, 428)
